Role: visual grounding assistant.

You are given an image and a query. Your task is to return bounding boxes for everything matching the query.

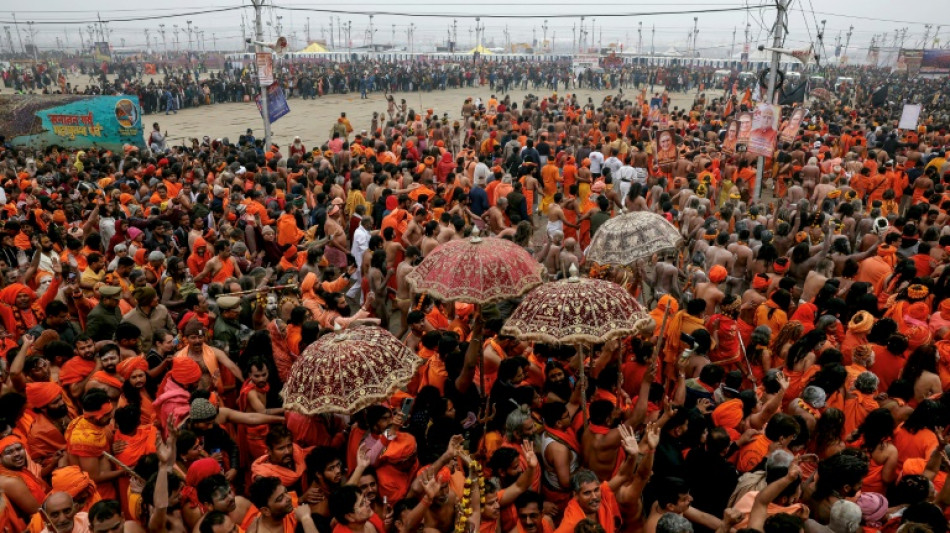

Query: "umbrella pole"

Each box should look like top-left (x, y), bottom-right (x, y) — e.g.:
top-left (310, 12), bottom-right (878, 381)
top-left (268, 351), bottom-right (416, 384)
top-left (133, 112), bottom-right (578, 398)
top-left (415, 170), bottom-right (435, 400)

top-left (576, 344), bottom-right (588, 426)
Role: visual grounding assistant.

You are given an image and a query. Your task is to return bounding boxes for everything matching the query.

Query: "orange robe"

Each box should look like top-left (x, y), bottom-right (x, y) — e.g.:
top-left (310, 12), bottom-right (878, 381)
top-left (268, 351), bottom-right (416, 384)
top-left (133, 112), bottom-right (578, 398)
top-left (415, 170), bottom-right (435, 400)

top-left (0, 465), bottom-right (47, 508)
top-left (237, 381), bottom-right (270, 465)
top-left (250, 444), bottom-right (308, 488)
top-left (26, 413), bottom-right (66, 466)
top-left (65, 416), bottom-right (115, 499)
top-left (374, 433), bottom-right (418, 504)
top-left (892, 426), bottom-right (939, 470)
top-left (553, 482), bottom-right (620, 533)
top-left (211, 257), bottom-right (236, 283)
top-left (735, 434), bottom-right (771, 472)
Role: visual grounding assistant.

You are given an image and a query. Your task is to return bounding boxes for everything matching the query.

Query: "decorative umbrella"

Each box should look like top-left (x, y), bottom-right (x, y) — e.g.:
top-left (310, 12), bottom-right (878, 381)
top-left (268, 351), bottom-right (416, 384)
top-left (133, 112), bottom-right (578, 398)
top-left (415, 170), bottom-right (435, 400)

top-left (406, 227), bottom-right (546, 304)
top-left (501, 270), bottom-right (646, 345)
top-left (281, 326), bottom-right (422, 415)
top-left (584, 211), bottom-right (683, 266)
top-left (502, 265), bottom-right (649, 421)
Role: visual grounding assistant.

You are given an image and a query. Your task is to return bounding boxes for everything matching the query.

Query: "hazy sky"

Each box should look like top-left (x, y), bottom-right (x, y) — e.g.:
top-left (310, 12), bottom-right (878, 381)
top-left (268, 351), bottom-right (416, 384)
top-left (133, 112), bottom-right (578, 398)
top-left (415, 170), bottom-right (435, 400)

top-left (3, 0), bottom-right (944, 58)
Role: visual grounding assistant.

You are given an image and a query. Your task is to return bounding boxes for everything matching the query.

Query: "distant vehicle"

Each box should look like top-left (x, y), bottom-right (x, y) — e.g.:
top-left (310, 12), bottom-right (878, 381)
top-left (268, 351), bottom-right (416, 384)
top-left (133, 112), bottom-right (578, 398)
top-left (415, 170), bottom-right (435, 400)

top-left (737, 72), bottom-right (757, 90)
top-left (713, 69), bottom-right (732, 87)
top-left (834, 76), bottom-right (854, 91)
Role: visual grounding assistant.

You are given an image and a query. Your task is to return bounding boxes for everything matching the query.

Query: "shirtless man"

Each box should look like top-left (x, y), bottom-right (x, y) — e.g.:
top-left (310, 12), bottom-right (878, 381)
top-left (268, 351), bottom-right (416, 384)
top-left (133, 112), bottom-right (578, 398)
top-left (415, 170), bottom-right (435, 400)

top-left (402, 207), bottom-right (426, 249)
top-left (811, 175), bottom-right (835, 206)
top-left (739, 273), bottom-right (769, 335)
top-left (436, 212), bottom-right (457, 243)
top-left (195, 240), bottom-right (243, 285)
top-left (543, 231), bottom-right (564, 279)
top-left (545, 193), bottom-right (578, 238)
top-left (483, 198), bottom-right (509, 235)
top-left (649, 252), bottom-right (680, 306)
top-left (705, 233), bottom-right (735, 274)
top-left (694, 265), bottom-right (726, 318)
top-left (393, 246), bottom-right (419, 339)
top-left (419, 221), bottom-right (440, 257)
top-left (559, 238), bottom-right (582, 278)
top-left (800, 258), bottom-right (834, 303)
top-left (726, 229), bottom-right (754, 294)
top-left (382, 227), bottom-right (405, 275)
top-left (801, 157), bottom-right (821, 200)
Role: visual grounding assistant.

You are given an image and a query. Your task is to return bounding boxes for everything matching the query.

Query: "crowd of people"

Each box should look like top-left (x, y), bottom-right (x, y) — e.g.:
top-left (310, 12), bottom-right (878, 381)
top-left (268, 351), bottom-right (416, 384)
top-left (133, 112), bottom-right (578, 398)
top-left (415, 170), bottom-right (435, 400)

top-left (0, 56), bottom-right (949, 533)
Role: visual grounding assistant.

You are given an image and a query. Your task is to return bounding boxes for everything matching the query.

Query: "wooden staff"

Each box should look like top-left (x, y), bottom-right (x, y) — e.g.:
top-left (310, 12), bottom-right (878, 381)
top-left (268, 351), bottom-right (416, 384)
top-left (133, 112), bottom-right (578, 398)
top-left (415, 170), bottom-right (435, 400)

top-left (103, 452), bottom-right (147, 482)
top-left (218, 283), bottom-right (298, 297)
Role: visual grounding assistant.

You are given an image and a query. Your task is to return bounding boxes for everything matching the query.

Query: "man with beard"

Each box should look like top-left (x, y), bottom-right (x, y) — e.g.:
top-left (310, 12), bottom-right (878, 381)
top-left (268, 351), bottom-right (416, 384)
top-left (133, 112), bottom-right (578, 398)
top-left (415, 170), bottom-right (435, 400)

top-left (39, 492), bottom-right (90, 533)
top-left (0, 432), bottom-right (48, 521)
top-left (195, 240), bottom-right (242, 286)
top-left (177, 319), bottom-right (243, 395)
top-left (121, 286), bottom-right (176, 353)
top-left (319, 292), bottom-right (376, 331)
top-left (212, 297), bottom-right (251, 371)
top-left (555, 425), bottom-right (653, 533)
top-left (513, 491), bottom-right (554, 533)
top-left (349, 466), bottom-right (387, 524)
top-left (60, 336), bottom-right (99, 402)
top-left (543, 363), bottom-right (574, 404)
top-left (66, 389), bottom-right (124, 500)
top-left (25, 379), bottom-right (70, 469)
top-left (484, 442), bottom-right (540, 533)
top-left (187, 397), bottom-right (283, 484)
top-left (299, 447), bottom-right (345, 533)
top-left (85, 286), bottom-right (123, 342)
top-left (195, 475), bottom-right (256, 532)
top-left (251, 426), bottom-right (309, 494)
top-left (85, 344), bottom-right (123, 402)
top-left (246, 476), bottom-right (317, 533)
top-left (492, 407), bottom-right (542, 493)
top-left (236, 356), bottom-right (282, 465)
top-left (0, 252), bottom-right (62, 338)
top-left (582, 386), bottom-right (653, 482)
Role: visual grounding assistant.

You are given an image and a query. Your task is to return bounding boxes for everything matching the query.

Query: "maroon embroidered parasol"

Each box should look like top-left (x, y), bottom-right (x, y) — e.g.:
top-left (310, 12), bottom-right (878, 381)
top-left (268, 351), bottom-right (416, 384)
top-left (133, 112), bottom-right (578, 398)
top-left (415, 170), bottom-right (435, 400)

top-left (281, 326), bottom-right (422, 415)
top-left (406, 227), bottom-right (546, 304)
top-left (502, 265), bottom-right (648, 345)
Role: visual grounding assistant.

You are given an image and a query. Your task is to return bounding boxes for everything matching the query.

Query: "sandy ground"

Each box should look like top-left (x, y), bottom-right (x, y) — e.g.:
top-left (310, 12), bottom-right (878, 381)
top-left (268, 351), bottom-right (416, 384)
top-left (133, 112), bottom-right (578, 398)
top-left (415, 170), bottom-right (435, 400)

top-left (140, 85), bottom-right (699, 149)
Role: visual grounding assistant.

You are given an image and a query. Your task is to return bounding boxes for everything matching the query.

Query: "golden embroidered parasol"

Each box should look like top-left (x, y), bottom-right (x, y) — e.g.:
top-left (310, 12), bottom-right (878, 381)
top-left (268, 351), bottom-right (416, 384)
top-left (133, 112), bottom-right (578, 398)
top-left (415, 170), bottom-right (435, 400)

top-left (583, 211), bottom-right (683, 266)
top-left (281, 326), bottom-right (422, 415)
top-left (406, 227), bottom-right (545, 304)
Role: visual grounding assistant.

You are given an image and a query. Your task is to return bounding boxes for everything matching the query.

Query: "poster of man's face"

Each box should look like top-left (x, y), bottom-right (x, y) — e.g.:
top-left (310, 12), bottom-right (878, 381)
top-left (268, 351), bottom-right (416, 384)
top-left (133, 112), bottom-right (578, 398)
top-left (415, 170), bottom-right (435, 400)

top-left (780, 107), bottom-right (807, 143)
top-left (656, 129), bottom-right (678, 165)
top-left (752, 103), bottom-right (778, 132)
top-left (737, 112), bottom-right (753, 143)
top-left (722, 121), bottom-right (739, 154)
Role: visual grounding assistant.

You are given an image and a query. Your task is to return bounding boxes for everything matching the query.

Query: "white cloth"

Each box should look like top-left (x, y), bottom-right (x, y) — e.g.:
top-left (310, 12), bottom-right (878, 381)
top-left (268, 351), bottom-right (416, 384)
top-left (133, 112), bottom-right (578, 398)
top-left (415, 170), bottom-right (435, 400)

top-left (347, 224), bottom-right (370, 300)
top-left (588, 151), bottom-right (605, 173)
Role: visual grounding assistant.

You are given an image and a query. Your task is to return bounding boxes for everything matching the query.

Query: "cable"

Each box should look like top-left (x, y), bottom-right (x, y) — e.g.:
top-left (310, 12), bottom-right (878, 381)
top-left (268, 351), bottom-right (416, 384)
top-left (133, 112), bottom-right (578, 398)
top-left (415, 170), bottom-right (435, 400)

top-left (0, 6), bottom-right (243, 25)
top-left (273, 5), bottom-right (759, 19)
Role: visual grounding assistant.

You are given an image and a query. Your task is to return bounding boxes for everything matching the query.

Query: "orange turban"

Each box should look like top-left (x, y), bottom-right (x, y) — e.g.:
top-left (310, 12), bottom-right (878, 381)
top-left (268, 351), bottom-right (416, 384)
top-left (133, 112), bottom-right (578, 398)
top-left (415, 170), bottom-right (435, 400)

top-left (848, 311), bottom-right (874, 335)
top-left (51, 466), bottom-right (96, 499)
top-left (773, 257), bottom-right (789, 274)
top-left (134, 248), bottom-right (147, 266)
top-left (52, 210), bottom-right (67, 224)
top-left (186, 458), bottom-right (222, 487)
top-left (656, 294), bottom-right (679, 314)
top-left (709, 265), bottom-right (728, 284)
top-left (90, 371), bottom-right (123, 389)
top-left (907, 302), bottom-right (930, 322)
top-left (712, 399), bottom-right (744, 430)
top-left (25, 382), bottom-right (63, 409)
top-left (0, 435), bottom-right (20, 454)
top-left (937, 340), bottom-right (950, 363)
top-left (752, 274), bottom-right (770, 290)
top-left (117, 356), bottom-right (149, 380)
top-left (940, 299), bottom-right (950, 319)
top-left (171, 357), bottom-right (202, 386)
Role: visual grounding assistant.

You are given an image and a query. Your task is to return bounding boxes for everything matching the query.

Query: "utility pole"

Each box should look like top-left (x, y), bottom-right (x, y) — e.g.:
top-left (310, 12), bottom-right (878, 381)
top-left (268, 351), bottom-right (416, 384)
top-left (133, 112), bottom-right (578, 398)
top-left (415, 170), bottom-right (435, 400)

top-left (650, 24), bottom-right (655, 56)
top-left (392, 24), bottom-right (395, 49)
top-left (173, 25), bottom-right (179, 51)
top-left (843, 25), bottom-right (853, 64)
top-left (159, 24), bottom-right (167, 52)
top-left (368, 15), bottom-right (374, 49)
top-left (543, 20), bottom-right (548, 53)
top-left (145, 29), bottom-right (151, 52)
top-left (12, 13), bottom-right (25, 54)
top-left (408, 23), bottom-right (415, 54)
top-left (921, 25), bottom-right (932, 48)
top-left (753, 0), bottom-right (788, 203)
top-left (579, 17), bottom-right (585, 52)
top-left (453, 19), bottom-right (458, 49)
top-left (347, 20), bottom-right (352, 53)
top-left (730, 26), bottom-right (736, 57)
top-left (27, 20), bottom-right (37, 61)
top-left (250, 0), bottom-right (272, 151)
top-left (306, 17), bottom-right (311, 43)
top-left (212, 33), bottom-right (216, 51)
top-left (692, 17), bottom-right (699, 56)
top-left (572, 24), bottom-right (576, 54)
top-left (76, 26), bottom-right (84, 52)
top-left (187, 20), bottom-right (193, 51)
top-left (638, 22), bottom-right (643, 55)
top-left (475, 17), bottom-right (482, 50)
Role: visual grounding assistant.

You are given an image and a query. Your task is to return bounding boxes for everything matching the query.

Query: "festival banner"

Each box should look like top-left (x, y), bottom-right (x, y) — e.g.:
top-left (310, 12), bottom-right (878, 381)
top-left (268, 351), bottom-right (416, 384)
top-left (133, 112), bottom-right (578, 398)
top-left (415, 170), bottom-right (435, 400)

top-left (747, 103), bottom-right (780, 158)
top-left (779, 107), bottom-right (806, 144)
top-left (255, 83), bottom-right (290, 124)
top-left (3, 94), bottom-right (145, 151)
top-left (920, 49), bottom-right (950, 75)
top-left (896, 49), bottom-right (924, 76)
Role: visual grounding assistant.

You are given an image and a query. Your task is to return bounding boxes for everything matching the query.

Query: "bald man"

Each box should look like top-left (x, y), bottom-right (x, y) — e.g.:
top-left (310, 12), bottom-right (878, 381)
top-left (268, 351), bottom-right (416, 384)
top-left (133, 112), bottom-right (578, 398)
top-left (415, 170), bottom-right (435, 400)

top-left (41, 492), bottom-right (90, 533)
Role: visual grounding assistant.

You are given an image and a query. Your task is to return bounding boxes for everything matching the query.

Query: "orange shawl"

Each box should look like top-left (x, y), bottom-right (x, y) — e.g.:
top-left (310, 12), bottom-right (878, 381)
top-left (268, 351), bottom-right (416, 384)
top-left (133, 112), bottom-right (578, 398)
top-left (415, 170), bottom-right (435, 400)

top-left (250, 444), bottom-right (307, 487)
top-left (556, 482), bottom-right (619, 533)
top-left (114, 425), bottom-right (157, 467)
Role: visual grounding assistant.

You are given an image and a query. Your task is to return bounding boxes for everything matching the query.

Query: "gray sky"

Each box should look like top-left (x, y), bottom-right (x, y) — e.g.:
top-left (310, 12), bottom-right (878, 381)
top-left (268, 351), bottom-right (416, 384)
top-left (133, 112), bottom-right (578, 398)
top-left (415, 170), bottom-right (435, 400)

top-left (5, 0), bottom-right (945, 58)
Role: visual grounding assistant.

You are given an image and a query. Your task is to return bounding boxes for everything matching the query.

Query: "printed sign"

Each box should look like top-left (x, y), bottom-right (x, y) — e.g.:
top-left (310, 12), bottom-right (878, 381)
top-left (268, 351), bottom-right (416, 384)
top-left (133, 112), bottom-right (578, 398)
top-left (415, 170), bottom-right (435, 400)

top-left (898, 104), bottom-right (922, 130)
top-left (747, 103), bottom-right (780, 158)
top-left (255, 83), bottom-right (290, 124)
top-left (256, 52), bottom-right (274, 86)
top-left (5, 95), bottom-right (145, 151)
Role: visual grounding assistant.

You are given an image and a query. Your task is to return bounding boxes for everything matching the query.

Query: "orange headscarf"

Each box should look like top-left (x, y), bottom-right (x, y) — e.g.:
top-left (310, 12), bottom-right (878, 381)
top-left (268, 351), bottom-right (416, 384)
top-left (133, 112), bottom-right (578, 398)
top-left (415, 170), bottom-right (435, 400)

top-left (25, 382), bottom-right (63, 409)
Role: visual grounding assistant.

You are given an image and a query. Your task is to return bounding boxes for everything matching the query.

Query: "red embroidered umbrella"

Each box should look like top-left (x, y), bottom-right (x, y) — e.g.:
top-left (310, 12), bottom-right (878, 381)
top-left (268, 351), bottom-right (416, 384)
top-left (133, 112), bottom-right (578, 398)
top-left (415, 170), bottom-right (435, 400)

top-left (501, 267), bottom-right (648, 345)
top-left (281, 326), bottom-right (422, 415)
top-left (406, 227), bottom-right (546, 304)
top-left (502, 265), bottom-right (649, 422)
